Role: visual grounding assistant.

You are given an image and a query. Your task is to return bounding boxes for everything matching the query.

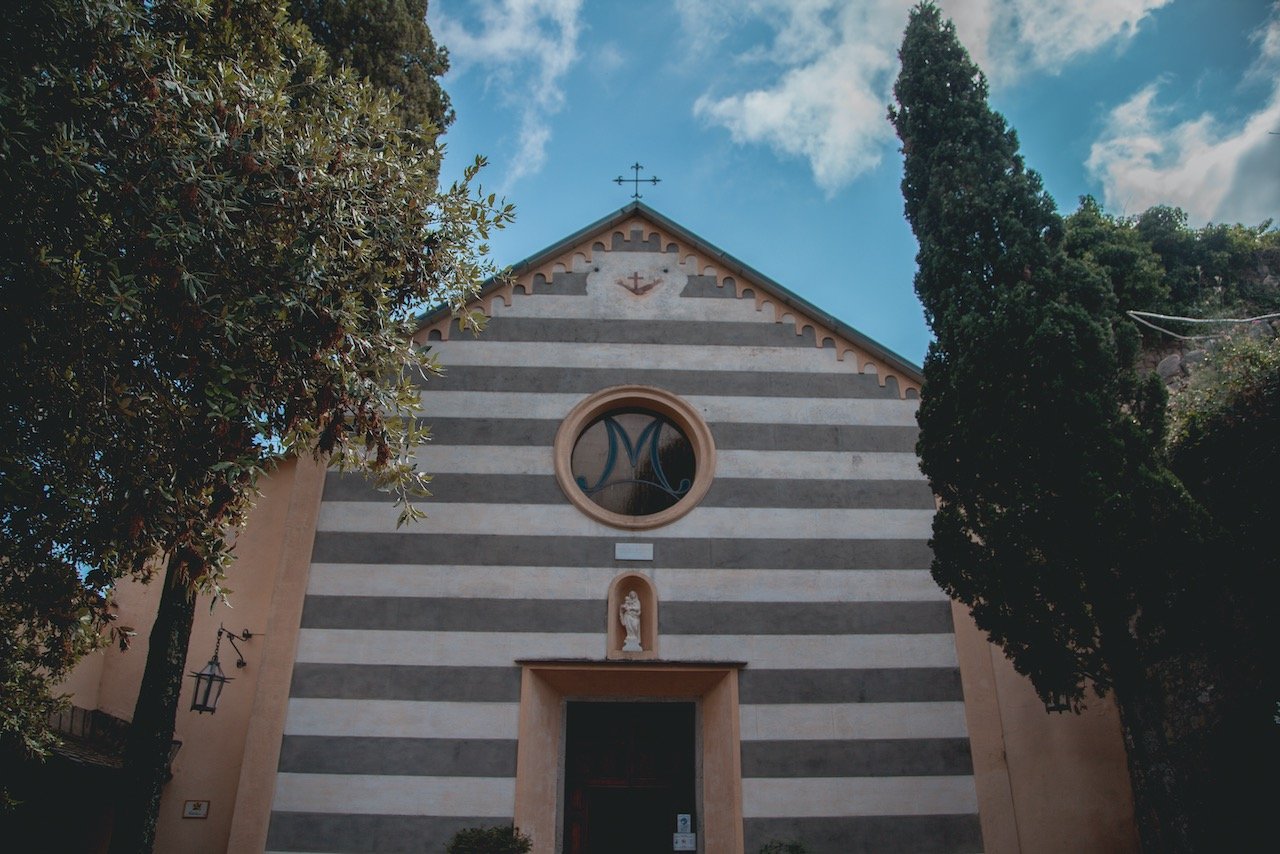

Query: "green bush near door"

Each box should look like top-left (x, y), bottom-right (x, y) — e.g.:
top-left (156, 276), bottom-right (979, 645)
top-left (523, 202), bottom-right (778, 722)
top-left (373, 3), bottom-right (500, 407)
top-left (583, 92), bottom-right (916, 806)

top-left (445, 825), bottom-right (533, 854)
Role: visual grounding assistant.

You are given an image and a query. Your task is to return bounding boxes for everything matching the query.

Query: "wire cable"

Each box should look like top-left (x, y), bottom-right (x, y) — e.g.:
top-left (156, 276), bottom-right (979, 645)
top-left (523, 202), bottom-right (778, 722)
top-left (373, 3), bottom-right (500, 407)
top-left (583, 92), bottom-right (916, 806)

top-left (1125, 310), bottom-right (1280, 341)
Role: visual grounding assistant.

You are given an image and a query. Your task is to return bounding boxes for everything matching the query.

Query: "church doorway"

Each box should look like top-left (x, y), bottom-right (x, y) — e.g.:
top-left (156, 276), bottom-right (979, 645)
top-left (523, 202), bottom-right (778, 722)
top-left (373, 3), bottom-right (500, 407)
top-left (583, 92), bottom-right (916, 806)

top-left (513, 663), bottom-right (742, 850)
top-left (563, 701), bottom-right (697, 854)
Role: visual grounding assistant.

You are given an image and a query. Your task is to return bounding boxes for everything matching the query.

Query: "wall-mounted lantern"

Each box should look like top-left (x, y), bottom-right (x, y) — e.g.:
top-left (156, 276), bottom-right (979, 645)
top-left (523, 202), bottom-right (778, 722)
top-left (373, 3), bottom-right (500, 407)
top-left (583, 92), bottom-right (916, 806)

top-left (189, 648), bottom-right (228, 714)
top-left (189, 625), bottom-right (258, 714)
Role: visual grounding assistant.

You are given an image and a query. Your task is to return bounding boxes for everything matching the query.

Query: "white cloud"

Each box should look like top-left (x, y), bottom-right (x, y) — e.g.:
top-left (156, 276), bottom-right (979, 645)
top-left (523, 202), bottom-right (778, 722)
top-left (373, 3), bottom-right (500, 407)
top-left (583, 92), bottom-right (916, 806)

top-left (593, 43), bottom-right (626, 78)
top-left (685, 0), bottom-right (1169, 193)
top-left (1249, 4), bottom-right (1280, 76)
top-left (672, 0), bottom-right (738, 48)
top-left (949, 0), bottom-right (1171, 81)
top-left (433, 0), bottom-right (583, 186)
top-left (1087, 9), bottom-right (1280, 225)
top-left (690, 0), bottom-right (905, 195)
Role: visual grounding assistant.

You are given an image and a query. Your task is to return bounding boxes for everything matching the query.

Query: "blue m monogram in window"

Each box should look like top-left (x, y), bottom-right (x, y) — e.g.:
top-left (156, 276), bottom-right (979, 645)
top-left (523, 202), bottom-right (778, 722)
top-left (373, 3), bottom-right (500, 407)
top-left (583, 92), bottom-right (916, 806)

top-left (570, 408), bottom-right (697, 516)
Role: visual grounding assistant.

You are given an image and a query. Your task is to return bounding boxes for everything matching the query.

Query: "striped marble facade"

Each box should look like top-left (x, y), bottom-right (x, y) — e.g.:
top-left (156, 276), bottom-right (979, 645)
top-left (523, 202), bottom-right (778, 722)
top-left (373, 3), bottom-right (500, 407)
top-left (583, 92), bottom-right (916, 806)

top-left (265, 207), bottom-right (983, 853)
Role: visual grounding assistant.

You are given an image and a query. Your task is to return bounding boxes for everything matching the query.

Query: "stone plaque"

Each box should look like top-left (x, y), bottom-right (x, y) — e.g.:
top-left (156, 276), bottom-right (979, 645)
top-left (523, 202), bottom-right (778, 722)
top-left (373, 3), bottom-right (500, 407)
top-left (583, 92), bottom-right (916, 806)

top-left (615, 542), bottom-right (654, 561)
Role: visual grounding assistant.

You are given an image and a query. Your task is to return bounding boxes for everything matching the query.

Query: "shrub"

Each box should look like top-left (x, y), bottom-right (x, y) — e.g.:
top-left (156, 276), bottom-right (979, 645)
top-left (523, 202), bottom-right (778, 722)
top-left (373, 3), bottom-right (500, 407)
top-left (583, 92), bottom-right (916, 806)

top-left (759, 840), bottom-right (809, 854)
top-left (445, 825), bottom-right (533, 854)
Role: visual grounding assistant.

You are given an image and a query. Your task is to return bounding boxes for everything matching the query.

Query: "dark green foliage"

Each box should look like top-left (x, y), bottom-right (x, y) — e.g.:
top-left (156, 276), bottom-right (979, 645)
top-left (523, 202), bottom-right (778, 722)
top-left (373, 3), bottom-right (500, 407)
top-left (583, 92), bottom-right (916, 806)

top-left (291, 0), bottom-right (453, 138)
top-left (889, 5), bottom-right (1225, 848)
top-left (1135, 205), bottom-right (1280, 316)
top-left (445, 824), bottom-right (533, 854)
top-left (1164, 332), bottom-right (1280, 845)
top-left (758, 840), bottom-right (809, 854)
top-left (0, 0), bottom-right (508, 845)
top-left (1063, 196), bottom-right (1169, 318)
top-left (890, 2), bottom-right (1194, 709)
top-left (1168, 332), bottom-right (1280, 646)
top-left (1170, 333), bottom-right (1280, 556)
top-left (1136, 206), bottom-right (1203, 309)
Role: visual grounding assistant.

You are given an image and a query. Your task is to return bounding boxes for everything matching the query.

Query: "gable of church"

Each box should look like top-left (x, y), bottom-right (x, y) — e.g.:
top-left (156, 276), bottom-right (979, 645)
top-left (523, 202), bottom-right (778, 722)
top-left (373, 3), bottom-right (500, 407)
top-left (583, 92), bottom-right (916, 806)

top-left (418, 203), bottom-right (922, 400)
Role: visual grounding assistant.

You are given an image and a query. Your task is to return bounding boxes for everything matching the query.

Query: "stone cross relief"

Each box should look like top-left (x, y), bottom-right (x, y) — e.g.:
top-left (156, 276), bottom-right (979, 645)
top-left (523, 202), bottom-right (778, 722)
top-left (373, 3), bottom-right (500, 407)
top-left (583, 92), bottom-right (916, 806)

top-left (620, 590), bottom-right (643, 652)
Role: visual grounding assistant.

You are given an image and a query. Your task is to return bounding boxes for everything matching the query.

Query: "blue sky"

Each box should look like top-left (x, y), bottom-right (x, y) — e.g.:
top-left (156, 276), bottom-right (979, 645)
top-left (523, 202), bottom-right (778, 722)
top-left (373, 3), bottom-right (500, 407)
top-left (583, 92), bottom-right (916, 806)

top-left (429, 0), bottom-right (1279, 366)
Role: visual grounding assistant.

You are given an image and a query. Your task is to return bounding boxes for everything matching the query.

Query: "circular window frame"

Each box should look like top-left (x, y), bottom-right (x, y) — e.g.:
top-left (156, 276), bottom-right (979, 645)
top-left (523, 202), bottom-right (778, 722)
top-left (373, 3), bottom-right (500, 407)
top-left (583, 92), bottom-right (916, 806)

top-left (554, 385), bottom-right (716, 530)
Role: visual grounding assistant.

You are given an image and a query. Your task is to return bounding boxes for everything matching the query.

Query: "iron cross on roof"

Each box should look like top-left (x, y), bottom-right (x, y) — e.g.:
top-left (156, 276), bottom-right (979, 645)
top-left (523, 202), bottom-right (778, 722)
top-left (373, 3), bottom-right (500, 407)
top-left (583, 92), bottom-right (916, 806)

top-left (614, 162), bottom-right (661, 199)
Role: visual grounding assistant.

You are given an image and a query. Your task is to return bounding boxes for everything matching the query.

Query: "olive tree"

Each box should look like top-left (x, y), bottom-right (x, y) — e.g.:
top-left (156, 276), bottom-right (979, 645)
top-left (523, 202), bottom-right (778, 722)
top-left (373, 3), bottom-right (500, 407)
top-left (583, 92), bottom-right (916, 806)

top-left (0, 0), bottom-right (510, 848)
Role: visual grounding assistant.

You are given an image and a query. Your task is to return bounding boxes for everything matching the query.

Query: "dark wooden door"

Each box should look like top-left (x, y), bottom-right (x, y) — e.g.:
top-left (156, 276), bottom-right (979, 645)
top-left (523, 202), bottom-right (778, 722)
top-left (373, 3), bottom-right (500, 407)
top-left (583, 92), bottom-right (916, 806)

top-left (564, 701), bottom-right (696, 854)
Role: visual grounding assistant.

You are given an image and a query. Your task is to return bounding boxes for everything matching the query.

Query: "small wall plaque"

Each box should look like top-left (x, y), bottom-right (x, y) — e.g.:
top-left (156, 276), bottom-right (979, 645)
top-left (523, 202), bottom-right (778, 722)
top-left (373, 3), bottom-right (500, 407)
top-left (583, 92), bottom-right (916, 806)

top-left (673, 832), bottom-right (696, 851)
top-left (615, 542), bottom-right (653, 561)
top-left (182, 800), bottom-right (210, 819)
top-left (676, 814), bottom-right (691, 833)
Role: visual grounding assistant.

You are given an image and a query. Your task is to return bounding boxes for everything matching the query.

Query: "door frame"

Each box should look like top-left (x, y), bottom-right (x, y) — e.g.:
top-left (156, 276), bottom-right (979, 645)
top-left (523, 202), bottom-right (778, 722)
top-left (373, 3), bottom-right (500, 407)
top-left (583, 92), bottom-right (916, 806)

top-left (513, 662), bottom-right (744, 854)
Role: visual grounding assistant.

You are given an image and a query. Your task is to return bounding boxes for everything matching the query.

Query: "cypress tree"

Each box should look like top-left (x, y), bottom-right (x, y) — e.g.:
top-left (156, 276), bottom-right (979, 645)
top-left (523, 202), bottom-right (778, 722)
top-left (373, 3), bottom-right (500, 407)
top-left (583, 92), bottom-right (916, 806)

top-left (889, 5), bottom-right (1210, 849)
top-left (291, 0), bottom-right (453, 138)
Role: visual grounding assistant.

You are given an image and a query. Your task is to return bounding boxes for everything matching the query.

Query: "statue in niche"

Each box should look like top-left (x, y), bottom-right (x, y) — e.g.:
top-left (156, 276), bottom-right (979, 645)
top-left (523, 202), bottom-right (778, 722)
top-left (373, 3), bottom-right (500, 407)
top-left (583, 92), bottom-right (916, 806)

top-left (620, 590), bottom-right (643, 652)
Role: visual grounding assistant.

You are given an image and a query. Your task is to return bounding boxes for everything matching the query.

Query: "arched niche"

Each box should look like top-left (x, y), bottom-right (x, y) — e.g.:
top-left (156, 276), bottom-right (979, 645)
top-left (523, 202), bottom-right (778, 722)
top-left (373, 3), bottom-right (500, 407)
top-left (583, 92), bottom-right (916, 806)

top-left (606, 572), bottom-right (658, 660)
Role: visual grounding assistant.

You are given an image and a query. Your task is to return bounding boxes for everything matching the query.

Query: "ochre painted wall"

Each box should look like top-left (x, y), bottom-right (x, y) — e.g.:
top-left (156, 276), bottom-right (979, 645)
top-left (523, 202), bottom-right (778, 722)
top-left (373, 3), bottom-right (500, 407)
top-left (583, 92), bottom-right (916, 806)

top-left (58, 457), bottom-right (325, 853)
top-left (953, 601), bottom-right (1141, 853)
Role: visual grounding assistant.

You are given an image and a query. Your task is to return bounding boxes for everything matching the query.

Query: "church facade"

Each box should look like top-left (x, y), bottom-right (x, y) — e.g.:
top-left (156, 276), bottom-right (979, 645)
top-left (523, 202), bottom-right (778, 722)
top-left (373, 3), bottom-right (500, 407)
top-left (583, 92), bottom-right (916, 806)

top-left (57, 204), bottom-right (1139, 853)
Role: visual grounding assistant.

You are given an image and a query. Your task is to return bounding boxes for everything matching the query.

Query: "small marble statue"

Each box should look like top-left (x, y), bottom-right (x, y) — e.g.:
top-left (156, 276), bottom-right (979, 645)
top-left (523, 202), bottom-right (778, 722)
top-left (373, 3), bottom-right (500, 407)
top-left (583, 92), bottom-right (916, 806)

top-left (620, 591), bottom-right (642, 652)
